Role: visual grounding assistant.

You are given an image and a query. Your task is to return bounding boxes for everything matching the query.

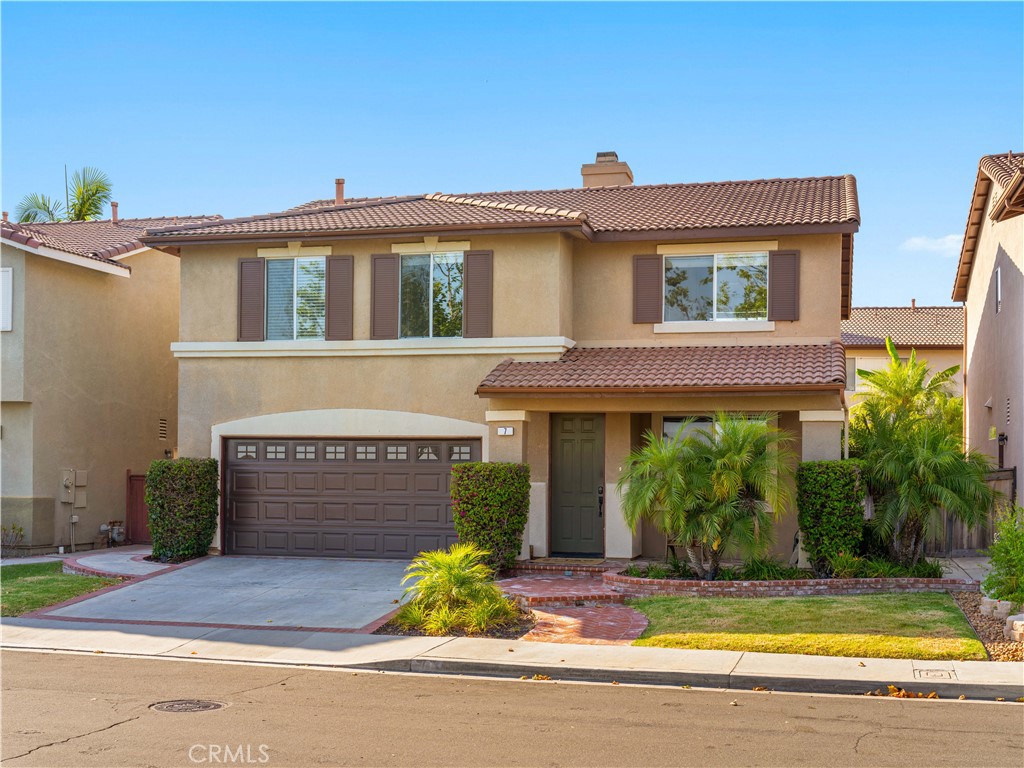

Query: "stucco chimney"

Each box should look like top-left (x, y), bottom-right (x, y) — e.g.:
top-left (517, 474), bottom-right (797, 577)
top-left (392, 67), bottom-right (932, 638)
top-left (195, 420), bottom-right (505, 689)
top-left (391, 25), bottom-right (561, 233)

top-left (581, 151), bottom-right (634, 188)
top-left (2, 212), bottom-right (7, 222)
top-left (111, 201), bottom-right (119, 224)
top-left (335, 178), bottom-right (346, 205)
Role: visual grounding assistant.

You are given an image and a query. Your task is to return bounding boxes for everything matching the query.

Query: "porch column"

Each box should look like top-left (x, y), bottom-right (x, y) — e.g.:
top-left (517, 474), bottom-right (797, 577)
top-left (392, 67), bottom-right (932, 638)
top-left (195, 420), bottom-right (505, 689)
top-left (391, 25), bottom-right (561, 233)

top-left (604, 412), bottom-right (641, 558)
top-left (798, 410), bottom-right (844, 461)
top-left (485, 410), bottom-right (537, 559)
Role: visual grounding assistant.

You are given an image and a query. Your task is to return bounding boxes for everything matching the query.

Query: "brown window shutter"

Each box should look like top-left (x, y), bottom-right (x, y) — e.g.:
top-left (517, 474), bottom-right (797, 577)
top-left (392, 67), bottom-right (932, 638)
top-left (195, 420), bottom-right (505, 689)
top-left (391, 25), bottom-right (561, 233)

top-left (633, 254), bottom-right (663, 324)
top-left (767, 250), bottom-right (800, 321)
top-left (325, 255), bottom-right (354, 341)
top-left (462, 250), bottom-right (493, 338)
top-left (237, 258), bottom-right (265, 341)
top-left (370, 254), bottom-right (399, 340)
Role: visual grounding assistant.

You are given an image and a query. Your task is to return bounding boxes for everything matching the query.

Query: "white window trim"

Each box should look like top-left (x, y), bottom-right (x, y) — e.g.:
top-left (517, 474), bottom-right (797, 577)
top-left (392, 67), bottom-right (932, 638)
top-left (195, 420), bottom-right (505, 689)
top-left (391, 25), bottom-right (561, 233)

top-left (661, 251), bottom-right (771, 326)
top-left (0, 267), bottom-right (12, 332)
top-left (171, 336), bottom-right (575, 358)
top-left (399, 250), bottom-right (464, 340)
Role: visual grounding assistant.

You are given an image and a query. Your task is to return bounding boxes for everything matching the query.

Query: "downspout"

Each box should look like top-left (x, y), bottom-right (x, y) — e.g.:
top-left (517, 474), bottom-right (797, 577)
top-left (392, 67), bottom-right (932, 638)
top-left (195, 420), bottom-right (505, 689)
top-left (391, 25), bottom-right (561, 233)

top-left (962, 302), bottom-right (968, 451)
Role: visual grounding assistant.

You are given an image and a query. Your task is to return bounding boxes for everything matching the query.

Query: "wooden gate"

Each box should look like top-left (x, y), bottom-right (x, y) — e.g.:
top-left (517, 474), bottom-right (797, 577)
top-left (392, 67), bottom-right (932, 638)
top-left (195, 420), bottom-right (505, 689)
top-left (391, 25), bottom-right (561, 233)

top-left (126, 471), bottom-right (151, 544)
top-left (926, 468), bottom-right (1017, 556)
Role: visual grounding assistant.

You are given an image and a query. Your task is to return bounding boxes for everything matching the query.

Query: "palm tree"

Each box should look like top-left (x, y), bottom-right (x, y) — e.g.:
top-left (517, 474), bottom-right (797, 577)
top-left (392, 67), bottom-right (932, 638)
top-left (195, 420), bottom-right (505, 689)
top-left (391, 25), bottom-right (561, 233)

top-left (850, 337), bottom-right (996, 564)
top-left (14, 166), bottom-right (112, 223)
top-left (618, 413), bottom-right (795, 579)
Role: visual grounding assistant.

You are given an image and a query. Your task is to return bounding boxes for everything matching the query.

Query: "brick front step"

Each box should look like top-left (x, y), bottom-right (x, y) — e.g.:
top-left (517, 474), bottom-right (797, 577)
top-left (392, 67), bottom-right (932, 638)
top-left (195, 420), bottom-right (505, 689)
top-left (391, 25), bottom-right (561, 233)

top-left (508, 562), bottom-right (619, 577)
top-left (498, 575), bottom-right (626, 607)
top-left (603, 571), bottom-right (981, 598)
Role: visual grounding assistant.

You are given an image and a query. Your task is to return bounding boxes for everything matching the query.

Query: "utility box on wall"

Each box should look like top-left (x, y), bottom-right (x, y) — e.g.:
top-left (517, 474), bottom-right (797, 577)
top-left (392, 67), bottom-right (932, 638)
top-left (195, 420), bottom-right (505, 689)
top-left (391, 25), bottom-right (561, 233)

top-left (60, 469), bottom-right (74, 504)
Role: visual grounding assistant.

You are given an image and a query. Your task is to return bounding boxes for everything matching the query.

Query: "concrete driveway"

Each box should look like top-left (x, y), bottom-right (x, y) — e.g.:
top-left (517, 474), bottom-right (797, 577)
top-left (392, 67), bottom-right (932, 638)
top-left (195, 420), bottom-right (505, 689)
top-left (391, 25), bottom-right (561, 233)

top-left (45, 557), bottom-right (410, 631)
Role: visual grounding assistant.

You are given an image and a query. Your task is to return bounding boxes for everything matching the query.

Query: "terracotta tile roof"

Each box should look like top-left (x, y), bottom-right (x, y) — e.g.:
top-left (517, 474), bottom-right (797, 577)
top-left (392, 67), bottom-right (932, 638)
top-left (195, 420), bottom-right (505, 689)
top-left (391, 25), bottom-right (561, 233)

top-left (1, 215), bottom-right (220, 268)
top-left (841, 306), bottom-right (964, 348)
top-left (143, 197), bottom-right (580, 240)
top-left (143, 174), bottom-right (859, 243)
top-left (953, 151), bottom-right (1023, 301)
top-left (476, 342), bottom-right (847, 394)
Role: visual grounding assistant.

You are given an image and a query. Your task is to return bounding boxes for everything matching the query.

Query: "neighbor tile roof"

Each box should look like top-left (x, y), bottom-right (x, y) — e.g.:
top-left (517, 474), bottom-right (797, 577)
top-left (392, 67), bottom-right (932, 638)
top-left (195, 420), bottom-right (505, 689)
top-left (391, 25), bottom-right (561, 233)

top-left (841, 306), bottom-right (964, 348)
top-left (1, 215), bottom-right (220, 268)
top-left (142, 175), bottom-right (859, 243)
top-left (476, 342), bottom-right (847, 394)
top-left (953, 151), bottom-right (1023, 301)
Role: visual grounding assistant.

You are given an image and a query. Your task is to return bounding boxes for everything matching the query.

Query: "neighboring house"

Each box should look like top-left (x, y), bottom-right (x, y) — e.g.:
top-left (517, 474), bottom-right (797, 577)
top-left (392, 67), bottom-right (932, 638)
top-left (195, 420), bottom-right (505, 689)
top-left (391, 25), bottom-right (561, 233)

top-left (1, 209), bottom-right (220, 552)
top-left (141, 152), bottom-right (860, 561)
top-left (841, 303), bottom-right (964, 397)
top-left (953, 151), bottom-right (1023, 504)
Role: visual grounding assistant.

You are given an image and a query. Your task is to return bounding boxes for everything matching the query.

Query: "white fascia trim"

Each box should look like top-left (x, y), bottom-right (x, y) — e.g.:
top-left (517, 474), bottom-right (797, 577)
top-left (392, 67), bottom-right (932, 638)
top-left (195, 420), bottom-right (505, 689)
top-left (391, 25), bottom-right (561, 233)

top-left (173, 336), bottom-right (575, 358)
top-left (799, 410), bottom-right (846, 422)
top-left (7, 241), bottom-right (131, 277)
top-left (108, 246), bottom-right (151, 262)
top-left (654, 320), bottom-right (775, 334)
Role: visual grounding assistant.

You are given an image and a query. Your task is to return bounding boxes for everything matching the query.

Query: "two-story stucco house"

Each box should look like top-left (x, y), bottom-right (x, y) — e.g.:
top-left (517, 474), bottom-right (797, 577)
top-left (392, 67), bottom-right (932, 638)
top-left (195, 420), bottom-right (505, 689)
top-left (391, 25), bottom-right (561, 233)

top-left (141, 153), bottom-right (860, 561)
top-left (953, 151), bottom-right (1023, 504)
top-left (841, 303), bottom-right (964, 398)
top-left (1, 209), bottom-right (219, 552)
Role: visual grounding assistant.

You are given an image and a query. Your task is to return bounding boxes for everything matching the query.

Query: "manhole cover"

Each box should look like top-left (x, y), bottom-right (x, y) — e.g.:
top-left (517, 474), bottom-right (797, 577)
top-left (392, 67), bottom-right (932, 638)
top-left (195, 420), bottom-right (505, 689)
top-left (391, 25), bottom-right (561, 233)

top-left (150, 700), bottom-right (225, 713)
top-left (913, 669), bottom-right (955, 680)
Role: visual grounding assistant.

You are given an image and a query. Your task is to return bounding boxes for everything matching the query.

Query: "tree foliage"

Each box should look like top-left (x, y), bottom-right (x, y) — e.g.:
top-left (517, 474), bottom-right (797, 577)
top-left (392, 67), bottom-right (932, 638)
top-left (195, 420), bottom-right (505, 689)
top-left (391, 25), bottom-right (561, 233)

top-left (617, 413), bottom-right (795, 579)
top-left (14, 167), bottom-right (112, 223)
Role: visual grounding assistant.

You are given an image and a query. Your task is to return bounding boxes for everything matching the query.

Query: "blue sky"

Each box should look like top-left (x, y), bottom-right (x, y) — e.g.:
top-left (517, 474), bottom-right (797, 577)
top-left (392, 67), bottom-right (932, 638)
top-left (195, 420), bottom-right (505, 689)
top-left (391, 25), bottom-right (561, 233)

top-left (3, 2), bottom-right (1021, 305)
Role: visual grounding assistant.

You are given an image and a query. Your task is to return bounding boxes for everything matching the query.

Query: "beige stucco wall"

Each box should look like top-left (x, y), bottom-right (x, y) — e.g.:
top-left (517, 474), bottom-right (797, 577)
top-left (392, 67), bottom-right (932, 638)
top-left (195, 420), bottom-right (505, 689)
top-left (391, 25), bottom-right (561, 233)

top-left (846, 346), bottom-right (964, 398)
top-left (1, 247), bottom-right (26, 402)
top-left (175, 227), bottom-right (846, 558)
top-left (0, 244), bottom-right (180, 549)
top-left (964, 205), bottom-right (1024, 477)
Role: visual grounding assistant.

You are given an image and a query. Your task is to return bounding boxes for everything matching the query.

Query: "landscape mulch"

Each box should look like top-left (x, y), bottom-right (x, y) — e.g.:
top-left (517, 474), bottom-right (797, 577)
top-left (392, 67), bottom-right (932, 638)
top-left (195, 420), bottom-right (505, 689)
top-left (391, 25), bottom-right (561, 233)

top-left (373, 610), bottom-right (536, 640)
top-left (953, 592), bottom-right (1023, 662)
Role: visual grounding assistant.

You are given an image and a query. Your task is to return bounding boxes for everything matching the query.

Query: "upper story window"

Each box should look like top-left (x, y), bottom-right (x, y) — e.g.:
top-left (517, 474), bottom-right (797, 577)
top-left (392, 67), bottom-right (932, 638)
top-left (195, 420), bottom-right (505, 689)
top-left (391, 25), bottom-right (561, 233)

top-left (664, 252), bottom-right (768, 322)
top-left (400, 252), bottom-right (464, 338)
top-left (266, 257), bottom-right (326, 340)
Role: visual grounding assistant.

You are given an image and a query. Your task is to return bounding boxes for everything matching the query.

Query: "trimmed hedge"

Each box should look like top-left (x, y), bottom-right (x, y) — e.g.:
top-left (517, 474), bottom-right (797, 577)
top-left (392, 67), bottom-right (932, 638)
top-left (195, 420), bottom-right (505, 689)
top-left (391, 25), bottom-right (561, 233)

top-left (145, 458), bottom-right (220, 561)
top-left (797, 460), bottom-right (867, 577)
top-left (450, 462), bottom-right (530, 571)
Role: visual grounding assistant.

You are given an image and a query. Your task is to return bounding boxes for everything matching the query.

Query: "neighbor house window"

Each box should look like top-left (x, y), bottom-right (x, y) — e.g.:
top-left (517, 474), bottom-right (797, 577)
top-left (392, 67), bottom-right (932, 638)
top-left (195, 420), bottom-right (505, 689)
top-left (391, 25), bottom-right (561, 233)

top-left (266, 257), bottom-right (326, 340)
top-left (845, 358), bottom-right (857, 390)
top-left (400, 252), bottom-right (464, 338)
top-left (0, 267), bottom-right (11, 332)
top-left (664, 252), bottom-right (768, 321)
top-left (995, 267), bottom-right (1002, 313)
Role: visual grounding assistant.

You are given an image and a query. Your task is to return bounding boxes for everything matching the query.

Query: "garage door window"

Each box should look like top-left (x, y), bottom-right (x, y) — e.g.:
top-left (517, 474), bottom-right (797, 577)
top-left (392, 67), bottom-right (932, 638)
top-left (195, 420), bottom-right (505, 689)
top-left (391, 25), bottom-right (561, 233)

top-left (266, 444), bottom-right (286, 460)
top-left (418, 446), bottom-right (439, 461)
top-left (450, 445), bottom-right (472, 461)
top-left (355, 444), bottom-right (377, 461)
top-left (295, 444), bottom-right (317, 460)
top-left (236, 444), bottom-right (257, 460)
top-left (325, 444), bottom-right (346, 460)
top-left (386, 445), bottom-right (409, 461)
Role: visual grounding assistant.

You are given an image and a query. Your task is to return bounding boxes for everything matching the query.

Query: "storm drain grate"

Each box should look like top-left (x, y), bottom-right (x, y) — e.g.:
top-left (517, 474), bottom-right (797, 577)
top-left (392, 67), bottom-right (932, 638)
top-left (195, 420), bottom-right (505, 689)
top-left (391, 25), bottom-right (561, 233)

top-left (150, 700), bottom-right (226, 713)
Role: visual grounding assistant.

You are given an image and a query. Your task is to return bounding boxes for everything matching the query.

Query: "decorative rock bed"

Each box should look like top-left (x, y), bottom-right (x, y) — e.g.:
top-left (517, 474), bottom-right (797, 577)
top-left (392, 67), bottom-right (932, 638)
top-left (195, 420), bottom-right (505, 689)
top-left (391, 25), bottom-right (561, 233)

top-left (604, 571), bottom-right (980, 598)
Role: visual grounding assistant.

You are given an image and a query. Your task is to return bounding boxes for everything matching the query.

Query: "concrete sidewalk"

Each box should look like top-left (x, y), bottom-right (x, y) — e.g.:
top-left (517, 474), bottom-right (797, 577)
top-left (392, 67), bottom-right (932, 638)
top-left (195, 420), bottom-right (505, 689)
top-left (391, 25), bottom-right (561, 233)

top-left (3, 618), bottom-right (1021, 701)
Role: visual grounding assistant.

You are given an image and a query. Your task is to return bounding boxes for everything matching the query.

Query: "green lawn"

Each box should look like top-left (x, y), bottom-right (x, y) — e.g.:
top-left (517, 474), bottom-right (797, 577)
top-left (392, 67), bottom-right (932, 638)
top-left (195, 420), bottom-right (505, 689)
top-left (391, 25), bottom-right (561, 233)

top-left (630, 593), bottom-right (987, 660)
top-left (1, 561), bottom-right (120, 616)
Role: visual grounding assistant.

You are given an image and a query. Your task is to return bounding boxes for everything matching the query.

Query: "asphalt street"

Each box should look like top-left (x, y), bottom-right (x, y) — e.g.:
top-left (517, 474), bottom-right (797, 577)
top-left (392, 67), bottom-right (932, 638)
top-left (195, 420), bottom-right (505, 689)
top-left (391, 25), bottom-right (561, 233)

top-left (2, 649), bottom-right (1021, 767)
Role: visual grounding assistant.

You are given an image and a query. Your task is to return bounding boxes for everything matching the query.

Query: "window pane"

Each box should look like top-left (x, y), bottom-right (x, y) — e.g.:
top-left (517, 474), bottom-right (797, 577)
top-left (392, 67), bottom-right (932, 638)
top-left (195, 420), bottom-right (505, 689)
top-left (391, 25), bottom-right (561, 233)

top-left (663, 416), bottom-right (713, 441)
top-left (401, 255), bottom-right (431, 338)
top-left (716, 253), bottom-right (767, 320)
top-left (266, 259), bottom-right (294, 340)
top-left (845, 358), bottom-right (857, 390)
top-left (664, 256), bottom-right (713, 321)
top-left (295, 258), bottom-right (325, 339)
top-left (432, 253), bottom-right (464, 338)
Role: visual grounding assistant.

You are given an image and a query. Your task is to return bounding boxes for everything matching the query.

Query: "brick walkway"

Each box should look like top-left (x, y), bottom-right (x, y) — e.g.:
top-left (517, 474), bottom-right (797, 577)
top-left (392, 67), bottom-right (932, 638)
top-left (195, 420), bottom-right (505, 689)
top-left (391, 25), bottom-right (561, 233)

top-left (524, 606), bottom-right (648, 645)
top-left (497, 575), bottom-right (624, 606)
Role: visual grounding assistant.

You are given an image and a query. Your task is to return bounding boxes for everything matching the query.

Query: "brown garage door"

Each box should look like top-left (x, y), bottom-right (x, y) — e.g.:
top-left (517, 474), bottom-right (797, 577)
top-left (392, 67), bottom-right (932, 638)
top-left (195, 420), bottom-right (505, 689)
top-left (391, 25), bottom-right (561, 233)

top-left (223, 437), bottom-right (481, 558)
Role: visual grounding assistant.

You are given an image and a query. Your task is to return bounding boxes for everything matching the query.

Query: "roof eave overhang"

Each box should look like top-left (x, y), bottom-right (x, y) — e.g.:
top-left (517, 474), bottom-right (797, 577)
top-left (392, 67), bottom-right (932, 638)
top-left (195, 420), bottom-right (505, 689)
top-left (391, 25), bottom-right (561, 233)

top-left (990, 170), bottom-right (1024, 222)
top-left (1, 238), bottom-right (131, 277)
top-left (140, 221), bottom-right (587, 248)
top-left (953, 170), bottom-right (992, 302)
top-left (476, 383), bottom-right (845, 397)
top-left (843, 343), bottom-right (962, 350)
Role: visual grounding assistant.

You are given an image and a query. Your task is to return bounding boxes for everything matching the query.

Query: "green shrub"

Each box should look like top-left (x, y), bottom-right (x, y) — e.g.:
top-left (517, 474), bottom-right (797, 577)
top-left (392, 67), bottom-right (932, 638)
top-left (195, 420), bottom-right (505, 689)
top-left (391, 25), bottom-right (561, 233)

top-left (861, 557), bottom-right (904, 578)
top-left (400, 543), bottom-right (519, 636)
top-left (450, 462), bottom-right (531, 571)
top-left (982, 507), bottom-right (1024, 607)
top-left (623, 562), bottom-right (645, 578)
top-left (909, 559), bottom-right (944, 579)
top-left (667, 553), bottom-right (691, 578)
top-left (797, 460), bottom-right (867, 577)
top-left (145, 458), bottom-right (219, 561)
top-left (829, 551), bottom-right (864, 579)
top-left (717, 566), bottom-right (740, 581)
top-left (645, 563), bottom-right (669, 580)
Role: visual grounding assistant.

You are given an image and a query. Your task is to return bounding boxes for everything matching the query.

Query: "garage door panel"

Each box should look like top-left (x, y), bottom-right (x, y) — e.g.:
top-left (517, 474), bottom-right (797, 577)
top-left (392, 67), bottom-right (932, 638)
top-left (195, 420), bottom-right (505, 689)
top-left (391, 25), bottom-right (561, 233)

top-left (224, 436), bottom-right (479, 558)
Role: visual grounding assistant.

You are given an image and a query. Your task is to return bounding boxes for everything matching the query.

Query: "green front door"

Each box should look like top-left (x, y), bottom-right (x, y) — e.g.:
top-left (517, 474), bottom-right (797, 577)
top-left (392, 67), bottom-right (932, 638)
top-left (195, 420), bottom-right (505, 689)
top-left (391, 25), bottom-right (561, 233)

top-left (550, 414), bottom-right (605, 557)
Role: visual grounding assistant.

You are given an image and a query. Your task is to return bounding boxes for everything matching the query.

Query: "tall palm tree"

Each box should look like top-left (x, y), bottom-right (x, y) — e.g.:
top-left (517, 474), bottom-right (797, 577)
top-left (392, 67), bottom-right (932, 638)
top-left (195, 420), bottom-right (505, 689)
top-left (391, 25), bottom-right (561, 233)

top-left (14, 167), bottom-right (113, 223)
top-left (618, 413), bottom-right (795, 579)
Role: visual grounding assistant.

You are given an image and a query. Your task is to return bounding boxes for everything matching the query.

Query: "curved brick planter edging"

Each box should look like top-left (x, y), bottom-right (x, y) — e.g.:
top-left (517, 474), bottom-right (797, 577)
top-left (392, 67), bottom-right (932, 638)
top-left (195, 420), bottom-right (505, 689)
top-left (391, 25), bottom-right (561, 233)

top-left (604, 571), bottom-right (980, 598)
top-left (61, 553), bottom-right (199, 580)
